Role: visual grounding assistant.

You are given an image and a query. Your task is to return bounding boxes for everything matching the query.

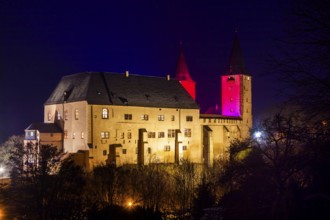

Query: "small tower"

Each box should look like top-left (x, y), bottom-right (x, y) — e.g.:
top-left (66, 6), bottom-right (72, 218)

top-left (221, 32), bottom-right (252, 137)
top-left (175, 46), bottom-right (196, 100)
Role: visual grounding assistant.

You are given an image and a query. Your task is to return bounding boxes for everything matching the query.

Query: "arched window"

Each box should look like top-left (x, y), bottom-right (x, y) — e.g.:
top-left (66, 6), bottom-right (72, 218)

top-left (102, 108), bottom-right (109, 119)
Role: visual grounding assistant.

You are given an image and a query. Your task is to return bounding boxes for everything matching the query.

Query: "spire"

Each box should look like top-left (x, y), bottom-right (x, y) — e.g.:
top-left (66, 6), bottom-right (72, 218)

top-left (175, 46), bottom-right (193, 81)
top-left (225, 32), bottom-right (247, 74)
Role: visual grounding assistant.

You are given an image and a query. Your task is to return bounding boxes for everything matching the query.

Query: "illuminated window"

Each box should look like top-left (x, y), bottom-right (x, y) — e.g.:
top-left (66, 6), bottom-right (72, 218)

top-left (158, 132), bottom-right (165, 138)
top-left (57, 113), bottom-right (61, 120)
top-left (81, 132), bottom-right (84, 139)
top-left (75, 109), bottom-right (79, 120)
top-left (182, 145), bottom-right (187, 151)
top-left (164, 145), bottom-right (171, 151)
top-left (148, 132), bottom-right (156, 138)
top-left (158, 115), bottom-right (165, 121)
top-left (171, 115), bottom-right (175, 121)
top-left (168, 129), bottom-right (175, 138)
top-left (64, 130), bottom-right (68, 139)
top-left (122, 149), bottom-right (127, 154)
top-left (72, 132), bottom-right (76, 139)
top-left (64, 110), bottom-right (69, 120)
top-left (141, 114), bottom-right (149, 120)
top-left (127, 131), bottom-right (132, 139)
top-left (103, 150), bottom-right (107, 156)
top-left (101, 131), bottom-right (110, 139)
top-left (184, 128), bottom-right (191, 137)
top-left (30, 131), bottom-right (34, 137)
top-left (124, 114), bottom-right (132, 120)
top-left (102, 108), bottom-right (109, 119)
top-left (186, 116), bottom-right (193, 121)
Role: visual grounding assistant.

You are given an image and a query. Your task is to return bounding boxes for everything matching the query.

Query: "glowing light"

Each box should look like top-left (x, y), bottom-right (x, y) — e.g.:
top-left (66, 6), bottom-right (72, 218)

top-left (0, 208), bottom-right (4, 219)
top-left (0, 166), bottom-right (4, 175)
top-left (127, 200), bottom-right (134, 209)
top-left (254, 131), bottom-right (262, 139)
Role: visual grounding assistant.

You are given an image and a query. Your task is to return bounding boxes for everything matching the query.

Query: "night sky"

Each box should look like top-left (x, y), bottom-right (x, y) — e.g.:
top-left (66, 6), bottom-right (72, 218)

top-left (0, 0), bottom-right (286, 143)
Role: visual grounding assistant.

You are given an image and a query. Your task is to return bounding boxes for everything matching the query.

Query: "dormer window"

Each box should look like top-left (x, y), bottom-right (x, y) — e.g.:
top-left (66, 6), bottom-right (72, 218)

top-left (102, 108), bottom-right (109, 119)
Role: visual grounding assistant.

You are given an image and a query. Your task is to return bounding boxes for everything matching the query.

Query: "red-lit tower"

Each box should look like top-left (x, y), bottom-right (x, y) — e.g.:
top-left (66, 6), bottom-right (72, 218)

top-left (175, 47), bottom-right (196, 100)
top-left (221, 33), bottom-right (252, 136)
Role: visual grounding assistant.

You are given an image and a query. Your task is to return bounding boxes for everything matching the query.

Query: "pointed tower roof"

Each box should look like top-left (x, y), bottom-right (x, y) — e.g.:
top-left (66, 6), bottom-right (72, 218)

top-left (225, 32), bottom-right (247, 74)
top-left (175, 46), bottom-right (193, 81)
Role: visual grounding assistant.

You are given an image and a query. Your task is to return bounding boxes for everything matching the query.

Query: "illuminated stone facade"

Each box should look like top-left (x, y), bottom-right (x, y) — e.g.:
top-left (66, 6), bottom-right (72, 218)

top-left (25, 35), bottom-right (252, 168)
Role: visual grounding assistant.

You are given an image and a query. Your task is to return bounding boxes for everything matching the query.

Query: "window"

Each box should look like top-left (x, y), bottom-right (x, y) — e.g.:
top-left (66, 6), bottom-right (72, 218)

top-left (81, 132), bottom-right (84, 139)
top-left (64, 110), bottom-right (69, 120)
top-left (127, 131), bottom-right (132, 139)
top-left (148, 132), bottom-right (156, 138)
top-left (164, 145), bottom-right (171, 151)
top-left (186, 116), bottom-right (193, 121)
top-left (158, 115), bottom-right (165, 121)
top-left (124, 114), bottom-right (132, 120)
top-left (120, 132), bottom-right (125, 139)
top-left (158, 132), bottom-right (165, 138)
top-left (141, 114), bottom-right (149, 121)
top-left (168, 129), bottom-right (175, 138)
top-left (72, 132), bottom-right (76, 139)
top-left (184, 128), bottom-right (191, 137)
top-left (30, 131), bottom-right (34, 137)
top-left (75, 109), bottom-right (79, 120)
top-left (64, 130), bottom-right (68, 139)
top-left (57, 113), bottom-right (61, 120)
top-left (171, 115), bottom-right (175, 121)
top-left (147, 147), bottom-right (152, 154)
top-left (122, 149), bottom-right (127, 154)
top-left (48, 112), bottom-right (52, 121)
top-left (182, 145), bottom-right (187, 151)
top-left (103, 150), bottom-right (107, 156)
top-left (102, 108), bottom-right (109, 119)
top-left (101, 131), bottom-right (110, 139)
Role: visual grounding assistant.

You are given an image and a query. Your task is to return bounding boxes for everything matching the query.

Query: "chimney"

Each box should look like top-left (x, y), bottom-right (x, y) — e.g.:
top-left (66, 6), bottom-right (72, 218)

top-left (125, 70), bottom-right (129, 77)
top-left (167, 74), bottom-right (170, 81)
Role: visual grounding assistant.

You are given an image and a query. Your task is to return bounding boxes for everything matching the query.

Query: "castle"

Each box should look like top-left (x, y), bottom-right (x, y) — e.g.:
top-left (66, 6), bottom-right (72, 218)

top-left (24, 34), bottom-right (252, 169)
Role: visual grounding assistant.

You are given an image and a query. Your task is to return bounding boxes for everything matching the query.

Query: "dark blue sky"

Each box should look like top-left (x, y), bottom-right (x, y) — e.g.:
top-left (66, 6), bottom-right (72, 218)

top-left (0, 0), bottom-right (286, 143)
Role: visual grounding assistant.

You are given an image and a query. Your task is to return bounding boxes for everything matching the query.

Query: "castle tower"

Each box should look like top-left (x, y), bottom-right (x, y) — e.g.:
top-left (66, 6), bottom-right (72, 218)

top-left (175, 46), bottom-right (196, 100)
top-left (221, 33), bottom-right (252, 137)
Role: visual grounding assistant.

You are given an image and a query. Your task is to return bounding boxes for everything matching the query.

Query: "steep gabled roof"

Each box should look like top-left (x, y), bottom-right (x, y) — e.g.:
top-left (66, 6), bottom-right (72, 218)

top-left (25, 122), bottom-right (62, 133)
top-left (175, 48), bottom-right (193, 81)
top-left (225, 32), bottom-right (248, 74)
top-left (45, 72), bottom-right (199, 109)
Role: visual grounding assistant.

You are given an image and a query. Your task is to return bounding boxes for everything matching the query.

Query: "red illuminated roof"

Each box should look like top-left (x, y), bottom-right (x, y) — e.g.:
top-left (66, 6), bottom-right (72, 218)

top-left (175, 47), bottom-right (193, 81)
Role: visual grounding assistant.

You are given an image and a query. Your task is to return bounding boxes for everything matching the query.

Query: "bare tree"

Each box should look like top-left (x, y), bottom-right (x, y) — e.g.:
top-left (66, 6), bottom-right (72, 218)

top-left (272, 0), bottom-right (330, 121)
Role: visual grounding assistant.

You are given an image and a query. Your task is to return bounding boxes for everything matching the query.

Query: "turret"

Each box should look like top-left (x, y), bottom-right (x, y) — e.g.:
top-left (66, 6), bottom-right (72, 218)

top-left (221, 32), bottom-right (252, 137)
top-left (175, 46), bottom-right (196, 100)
